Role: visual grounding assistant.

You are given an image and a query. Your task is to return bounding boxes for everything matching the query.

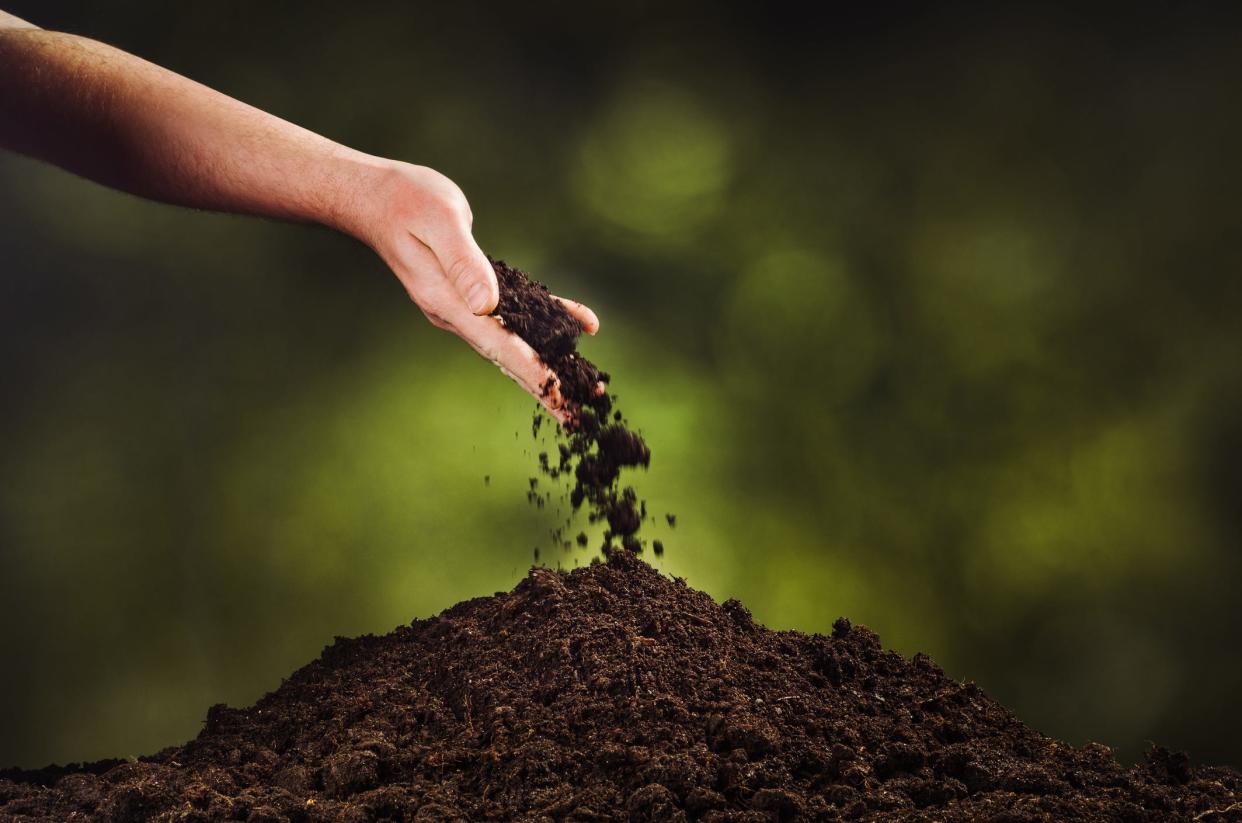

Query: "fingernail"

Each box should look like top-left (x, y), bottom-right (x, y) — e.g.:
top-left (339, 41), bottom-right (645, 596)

top-left (466, 282), bottom-right (491, 314)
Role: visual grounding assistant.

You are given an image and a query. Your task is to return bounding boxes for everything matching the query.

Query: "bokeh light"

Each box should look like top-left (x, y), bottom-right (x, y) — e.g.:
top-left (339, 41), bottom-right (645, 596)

top-left (3, 2), bottom-right (1242, 772)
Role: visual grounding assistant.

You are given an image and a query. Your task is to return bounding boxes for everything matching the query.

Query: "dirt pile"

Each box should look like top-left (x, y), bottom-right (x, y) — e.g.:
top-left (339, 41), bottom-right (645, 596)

top-left (2, 550), bottom-right (1239, 822)
top-left (490, 259), bottom-right (658, 557)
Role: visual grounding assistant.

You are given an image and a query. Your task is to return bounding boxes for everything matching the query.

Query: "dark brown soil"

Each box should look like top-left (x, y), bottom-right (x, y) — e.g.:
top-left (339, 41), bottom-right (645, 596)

top-left (3, 551), bottom-right (1239, 822)
top-left (490, 259), bottom-right (655, 556)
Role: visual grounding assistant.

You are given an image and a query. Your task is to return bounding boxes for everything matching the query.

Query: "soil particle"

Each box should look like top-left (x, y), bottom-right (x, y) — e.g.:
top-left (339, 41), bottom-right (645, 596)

top-left (3, 550), bottom-right (1239, 821)
top-left (490, 258), bottom-right (662, 555)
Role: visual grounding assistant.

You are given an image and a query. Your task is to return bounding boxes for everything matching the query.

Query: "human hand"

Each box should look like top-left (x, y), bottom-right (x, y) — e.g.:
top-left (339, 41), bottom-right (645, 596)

top-left (0, 21), bottom-right (600, 424)
top-left (353, 161), bottom-right (599, 425)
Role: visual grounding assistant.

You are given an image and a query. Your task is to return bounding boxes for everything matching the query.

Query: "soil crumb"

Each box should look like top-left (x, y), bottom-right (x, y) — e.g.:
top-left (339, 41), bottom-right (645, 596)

top-left (2, 551), bottom-right (1238, 822)
top-left (491, 258), bottom-right (658, 556)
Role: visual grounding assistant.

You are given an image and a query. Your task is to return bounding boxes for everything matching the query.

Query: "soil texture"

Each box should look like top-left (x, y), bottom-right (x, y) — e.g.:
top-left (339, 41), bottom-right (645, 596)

top-left (3, 550), bottom-right (1239, 822)
top-left (490, 259), bottom-right (656, 555)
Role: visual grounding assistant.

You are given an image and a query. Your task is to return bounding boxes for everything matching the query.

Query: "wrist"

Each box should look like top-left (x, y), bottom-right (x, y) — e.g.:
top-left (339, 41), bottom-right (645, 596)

top-left (316, 148), bottom-right (400, 249)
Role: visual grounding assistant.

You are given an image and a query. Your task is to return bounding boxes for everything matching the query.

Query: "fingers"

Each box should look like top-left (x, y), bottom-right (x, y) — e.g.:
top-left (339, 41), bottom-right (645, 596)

top-left (414, 217), bottom-right (498, 316)
top-left (451, 310), bottom-right (573, 424)
top-left (554, 295), bottom-right (600, 335)
top-left (386, 229), bottom-right (594, 426)
top-left (441, 232), bottom-right (499, 315)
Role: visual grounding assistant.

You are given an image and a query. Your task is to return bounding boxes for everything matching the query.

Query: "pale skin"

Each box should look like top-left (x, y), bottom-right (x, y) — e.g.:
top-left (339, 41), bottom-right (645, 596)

top-left (0, 9), bottom-right (598, 424)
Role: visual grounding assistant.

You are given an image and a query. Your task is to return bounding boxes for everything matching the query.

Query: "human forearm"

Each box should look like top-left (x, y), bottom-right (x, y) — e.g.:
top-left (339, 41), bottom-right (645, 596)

top-left (0, 26), bottom-right (383, 240)
top-left (0, 12), bottom-right (601, 423)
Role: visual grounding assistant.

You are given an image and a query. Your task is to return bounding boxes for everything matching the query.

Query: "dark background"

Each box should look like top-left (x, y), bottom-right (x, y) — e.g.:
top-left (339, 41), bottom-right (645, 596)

top-left (3, 2), bottom-right (1242, 769)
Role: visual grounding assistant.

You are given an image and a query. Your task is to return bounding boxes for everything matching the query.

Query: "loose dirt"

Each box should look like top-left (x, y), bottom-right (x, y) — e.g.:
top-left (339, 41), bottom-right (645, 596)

top-left (490, 259), bottom-right (656, 556)
top-left (2, 550), bottom-right (1238, 822)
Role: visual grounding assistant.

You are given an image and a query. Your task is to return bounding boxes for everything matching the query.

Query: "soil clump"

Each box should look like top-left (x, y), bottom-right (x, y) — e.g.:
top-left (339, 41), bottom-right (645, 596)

top-left (2, 550), bottom-right (1239, 822)
top-left (490, 259), bottom-right (656, 555)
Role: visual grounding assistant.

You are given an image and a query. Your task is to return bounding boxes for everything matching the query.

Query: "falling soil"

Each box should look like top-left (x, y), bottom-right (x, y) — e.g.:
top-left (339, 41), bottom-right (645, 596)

top-left (3, 550), bottom-right (1239, 822)
top-left (490, 258), bottom-right (657, 556)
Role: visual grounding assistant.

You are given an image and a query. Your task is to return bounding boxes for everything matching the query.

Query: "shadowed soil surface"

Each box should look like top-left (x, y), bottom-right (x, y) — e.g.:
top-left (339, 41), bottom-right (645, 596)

top-left (2, 550), bottom-right (1239, 822)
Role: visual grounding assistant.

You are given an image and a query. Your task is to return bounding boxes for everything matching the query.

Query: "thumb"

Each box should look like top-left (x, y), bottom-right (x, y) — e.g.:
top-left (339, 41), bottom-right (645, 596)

top-left (428, 228), bottom-right (499, 316)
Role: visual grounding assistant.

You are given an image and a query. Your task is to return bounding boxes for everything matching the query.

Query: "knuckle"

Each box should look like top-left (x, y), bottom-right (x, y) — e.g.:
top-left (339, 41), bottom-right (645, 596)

top-left (444, 254), bottom-right (477, 286)
top-left (410, 164), bottom-right (453, 192)
top-left (434, 185), bottom-right (470, 219)
top-left (395, 165), bottom-right (472, 224)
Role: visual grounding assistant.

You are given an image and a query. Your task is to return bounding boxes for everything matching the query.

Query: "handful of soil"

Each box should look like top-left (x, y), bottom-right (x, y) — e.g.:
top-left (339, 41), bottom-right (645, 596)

top-left (3, 550), bottom-right (1238, 821)
top-left (490, 258), bottom-right (659, 555)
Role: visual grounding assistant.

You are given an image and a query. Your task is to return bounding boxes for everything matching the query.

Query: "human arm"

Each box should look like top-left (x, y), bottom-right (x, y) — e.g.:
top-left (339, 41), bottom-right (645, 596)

top-left (0, 12), bottom-right (596, 421)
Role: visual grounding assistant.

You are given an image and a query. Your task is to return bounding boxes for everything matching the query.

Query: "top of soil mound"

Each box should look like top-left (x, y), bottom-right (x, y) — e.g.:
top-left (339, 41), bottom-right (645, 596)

top-left (2, 551), bottom-right (1239, 822)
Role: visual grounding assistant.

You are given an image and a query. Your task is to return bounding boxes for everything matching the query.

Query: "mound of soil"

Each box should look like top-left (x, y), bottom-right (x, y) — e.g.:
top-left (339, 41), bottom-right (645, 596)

top-left (2, 551), bottom-right (1239, 822)
top-left (490, 259), bottom-right (656, 557)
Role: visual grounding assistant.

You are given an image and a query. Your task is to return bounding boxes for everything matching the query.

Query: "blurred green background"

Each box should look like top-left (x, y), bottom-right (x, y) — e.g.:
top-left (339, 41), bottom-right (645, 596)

top-left (4, 2), bottom-right (1242, 771)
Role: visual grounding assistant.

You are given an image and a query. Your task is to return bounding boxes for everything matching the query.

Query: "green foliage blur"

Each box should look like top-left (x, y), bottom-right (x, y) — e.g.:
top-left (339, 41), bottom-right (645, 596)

top-left (3, 2), bottom-right (1242, 770)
